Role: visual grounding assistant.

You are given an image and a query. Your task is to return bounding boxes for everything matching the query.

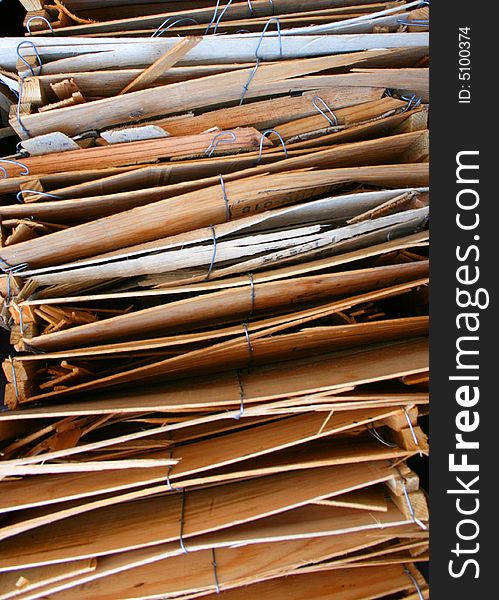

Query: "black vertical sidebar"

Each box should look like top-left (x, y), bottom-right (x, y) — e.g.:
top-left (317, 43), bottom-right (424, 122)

top-left (431, 1), bottom-right (497, 598)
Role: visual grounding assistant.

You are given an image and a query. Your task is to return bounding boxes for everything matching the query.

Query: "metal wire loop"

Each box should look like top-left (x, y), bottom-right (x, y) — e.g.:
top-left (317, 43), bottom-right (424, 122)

top-left (6, 272), bottom-right (12, 306)
top-left (240, 17), bottom-right (281, 105)
top-left (239, 59), bottom-right (260, 105)
top-left (152, 17), bottom-right (199, 37)
top-left (0, 159), bottom-right (30, 177)
top-left (205, 0), bottom-right (224, 34)
top-left (242, 322), bottom-right (253, 371)
top-left (16, 190), bottom-right (62, 203)
top-left (18, 303), bottom-right (25, 335)
top-left (235, 370), bottom-right (246, 420)
top-left (401, 93), bottom-right (423, 112)
top-left (15, 141), bottom-right (29, 158)
top-left (10, 359), bottom-right (19, 403)
top-left (248, 273), bottom-right (255, 316)
top-left (166, 467), bottom-right (175, 491)
top-left (257, 129), bottom-right (287, 164)
top-left (398, 18), bottom-right (429, 26)
top-left (205, 225), bottom-right (218, 280)
top-left (205, 131), bottom-right (237, 157)
top-left (165, 446), bottom-right (176, 491)
top-left (1, 262), bottom-right (29, 274)
top-left (16, 78), bottom-right (30, 138)
top-left (213, 0), bottom-right (235, 33)
top-left (402, 481), bottom-right (427, 530)
top-left (16, 40), bottom-right (43, 76)
top-left (312, 96), bottom-right (338, 127)
top-left (255, 17), bottom-right (282, 60)
top-left (179, 488), bottom-right (189, 553)
top-left (26, 16), bottom-right (55, 34)
top-left (403, 566), bottom-right (425, 600)
top-left (403, 408), bottom-right (420, 446)
top-left (219, 174), bottom-right (231, 222)
top-left (212, 548), bottom-right (221, 594)
top-left (367, 424), bottom-right (398, 448)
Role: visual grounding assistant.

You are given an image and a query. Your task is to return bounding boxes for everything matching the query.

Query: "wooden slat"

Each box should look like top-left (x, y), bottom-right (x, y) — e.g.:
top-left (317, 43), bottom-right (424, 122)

top-left (118, 37), bottom-right (199, 95)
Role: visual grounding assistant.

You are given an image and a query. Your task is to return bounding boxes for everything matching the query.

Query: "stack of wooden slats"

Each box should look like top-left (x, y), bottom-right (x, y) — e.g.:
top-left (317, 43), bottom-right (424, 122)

top-left (19, 0), bottom-right (430, 37)
top-left (0, 2), bottom-right (429, 598)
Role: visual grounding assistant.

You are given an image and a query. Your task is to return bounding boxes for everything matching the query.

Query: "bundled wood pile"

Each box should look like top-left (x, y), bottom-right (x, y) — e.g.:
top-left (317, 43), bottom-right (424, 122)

top-left (18, 0), bottom-right (430, 37)
top-left (0, 2), bottom-right (429, 598)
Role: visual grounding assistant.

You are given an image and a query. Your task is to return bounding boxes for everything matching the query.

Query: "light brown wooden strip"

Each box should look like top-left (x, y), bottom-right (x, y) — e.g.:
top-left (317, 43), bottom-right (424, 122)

top-left (118, 37), bottom-right (200, 95)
